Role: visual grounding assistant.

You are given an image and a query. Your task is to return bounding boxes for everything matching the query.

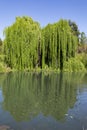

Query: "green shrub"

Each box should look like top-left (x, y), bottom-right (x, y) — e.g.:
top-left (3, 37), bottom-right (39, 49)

top-left (81, 54), bottom-right (87, 69)
top-left (76, 53), bottom-right (87, 69)
top-left (63, 57), bottom-right (85, 72)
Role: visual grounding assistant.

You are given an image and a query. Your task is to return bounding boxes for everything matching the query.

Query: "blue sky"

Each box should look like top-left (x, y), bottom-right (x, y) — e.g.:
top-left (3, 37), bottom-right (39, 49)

top-left (0, 0), bottom-right (87, 39)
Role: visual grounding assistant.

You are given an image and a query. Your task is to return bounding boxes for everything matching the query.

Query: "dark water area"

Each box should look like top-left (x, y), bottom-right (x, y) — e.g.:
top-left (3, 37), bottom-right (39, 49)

top-left (0, 72), bottom-right (87, 130)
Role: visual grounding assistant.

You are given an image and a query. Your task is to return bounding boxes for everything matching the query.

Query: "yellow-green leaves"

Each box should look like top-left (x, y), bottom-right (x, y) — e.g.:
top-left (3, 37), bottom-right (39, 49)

top-left (4, 16), bottom-right (41, 70)
top-left (41, 19), bottom-right (78, 70)
top-left (3, 17), bottom-right (78, 71)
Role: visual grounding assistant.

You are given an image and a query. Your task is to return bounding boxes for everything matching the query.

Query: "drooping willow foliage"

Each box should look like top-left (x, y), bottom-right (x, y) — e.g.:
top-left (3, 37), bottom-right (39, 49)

top-left (41, 19), bottom-right (78, 70)
top-left (3, 17), bottom-right (78, 70)
top-left (4, 17), bottom-right (41, 70)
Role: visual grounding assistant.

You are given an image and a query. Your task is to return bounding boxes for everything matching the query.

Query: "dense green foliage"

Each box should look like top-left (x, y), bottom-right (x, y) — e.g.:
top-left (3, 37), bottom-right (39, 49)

top-left (4, 17), bottom-right (41, 70)
top-left (0, 38), bottom-right (2, 53)
top-left (0, 38), bottom-right (6, 72)
top-left (80, 32), bottom-right (87, 44)
top-left (0, 16), bottom-right (86, 72)
top-left (3, 17), bottom-right (79, 71)
top-left (64, 57), bottom-right (85, 72)
top-left (76, 53), bottom-right (87, 69)
top-left (42, 20), bottom-right (78, 70)
top-left (0, 38), bottom-right (3, 62)
top-left (68, 20), bottom-right (80, 39)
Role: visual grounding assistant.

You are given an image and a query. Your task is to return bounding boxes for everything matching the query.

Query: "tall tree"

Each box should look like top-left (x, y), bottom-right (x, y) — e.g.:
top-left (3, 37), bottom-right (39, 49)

top-left (68, 20), bottom-right (80, 39)
top-left (80, 32), bottom-right (87, 44)
top-left (4, 16), bottom-right (41, 70)
top-left (41, 19), bottom-right (77, 70)
top-left (3, 17), bottom-right (78, 71)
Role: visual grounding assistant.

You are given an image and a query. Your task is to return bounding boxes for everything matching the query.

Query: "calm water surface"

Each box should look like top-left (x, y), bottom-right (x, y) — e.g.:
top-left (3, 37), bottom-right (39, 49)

top-left (0, 72), bottom-right (87, 130)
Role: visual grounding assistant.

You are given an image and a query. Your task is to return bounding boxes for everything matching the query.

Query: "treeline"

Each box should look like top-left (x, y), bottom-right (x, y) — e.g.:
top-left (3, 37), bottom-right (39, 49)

top-left (0, 16), bottom-right (87, 72)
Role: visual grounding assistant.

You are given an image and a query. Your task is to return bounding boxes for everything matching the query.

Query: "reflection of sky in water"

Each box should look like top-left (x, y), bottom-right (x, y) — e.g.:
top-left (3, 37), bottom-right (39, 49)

top-left (66, 87), bottom-right (87, 130)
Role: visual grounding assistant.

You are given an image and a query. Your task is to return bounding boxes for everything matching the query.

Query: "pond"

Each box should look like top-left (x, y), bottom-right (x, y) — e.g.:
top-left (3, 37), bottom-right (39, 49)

top-left (0, 72), bottom-right (87, 130)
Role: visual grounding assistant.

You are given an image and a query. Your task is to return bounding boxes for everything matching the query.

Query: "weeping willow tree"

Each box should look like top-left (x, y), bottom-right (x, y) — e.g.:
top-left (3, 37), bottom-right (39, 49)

top-left (3, 17), bottom-right (78, 71)
top-left (3, 16), bottom-right (41, 70)
top-left (41, 19), bottom-right (78, 70)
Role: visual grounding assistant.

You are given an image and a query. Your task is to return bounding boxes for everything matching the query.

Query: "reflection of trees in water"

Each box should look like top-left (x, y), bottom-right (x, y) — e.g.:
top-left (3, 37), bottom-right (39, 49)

top-left (81, 73), bottom-right (87, 84)
top-left (0, 74), bottom-right (6, 87)
top-left (2, 72), bottom-right (86, 122)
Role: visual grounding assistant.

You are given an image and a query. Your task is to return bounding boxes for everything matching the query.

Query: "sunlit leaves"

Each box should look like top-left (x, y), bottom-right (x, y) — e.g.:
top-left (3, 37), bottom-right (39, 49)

top-left (3, 17), bottom-right (78, 71)
top-left (42, 19), bottom-right (78, 70)
top-left (4, 16), bottom-right (41, 70)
